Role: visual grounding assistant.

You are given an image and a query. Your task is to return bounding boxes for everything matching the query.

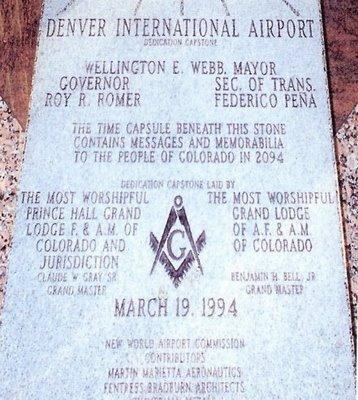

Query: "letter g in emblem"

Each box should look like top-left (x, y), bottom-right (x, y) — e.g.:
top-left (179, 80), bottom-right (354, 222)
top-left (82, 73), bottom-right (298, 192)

top-left (149, 196), bottom-right (206, 287)
top-left (167, 229), bottom-right (186, 261)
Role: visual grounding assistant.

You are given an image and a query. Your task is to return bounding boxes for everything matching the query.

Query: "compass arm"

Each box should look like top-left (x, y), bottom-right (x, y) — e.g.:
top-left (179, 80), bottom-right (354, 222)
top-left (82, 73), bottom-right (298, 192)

top-left (177, 207), bottom-right (203, 274)
top-left (150, 207), bottom-right (177, 275)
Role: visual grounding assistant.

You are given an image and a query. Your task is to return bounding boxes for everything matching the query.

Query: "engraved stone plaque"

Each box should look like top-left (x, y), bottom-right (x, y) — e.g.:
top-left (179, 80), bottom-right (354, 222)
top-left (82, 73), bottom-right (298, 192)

top-left (0, 1), bottom-right (355, 399)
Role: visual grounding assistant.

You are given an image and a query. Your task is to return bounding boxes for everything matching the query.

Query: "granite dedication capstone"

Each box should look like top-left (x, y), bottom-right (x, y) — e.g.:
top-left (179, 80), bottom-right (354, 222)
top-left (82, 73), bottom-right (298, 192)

top-left (0, 0), bottom-right (355, 399)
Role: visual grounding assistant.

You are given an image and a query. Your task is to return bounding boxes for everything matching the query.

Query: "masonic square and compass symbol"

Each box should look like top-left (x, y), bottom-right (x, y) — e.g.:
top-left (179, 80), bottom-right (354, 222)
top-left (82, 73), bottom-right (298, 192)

top-left (150, 196), bottom-right (206, 287)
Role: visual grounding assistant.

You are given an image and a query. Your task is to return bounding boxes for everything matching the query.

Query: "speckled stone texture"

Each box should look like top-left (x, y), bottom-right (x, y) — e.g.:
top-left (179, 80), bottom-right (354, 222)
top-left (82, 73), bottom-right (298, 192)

top-left (0, 97), bottom-right (25, 314)
top-left (336, 105), bottom-right (358, 336)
